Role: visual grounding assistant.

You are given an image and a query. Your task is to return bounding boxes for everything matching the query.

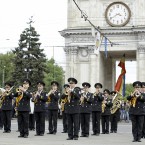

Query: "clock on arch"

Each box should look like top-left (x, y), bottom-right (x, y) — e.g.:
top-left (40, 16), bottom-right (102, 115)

top-left (105, 2), bottom-right (131, 27)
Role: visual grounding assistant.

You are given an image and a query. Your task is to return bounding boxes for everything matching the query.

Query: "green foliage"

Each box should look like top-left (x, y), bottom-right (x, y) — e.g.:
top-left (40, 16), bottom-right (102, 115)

top-left (44, 58), bottom-right (65, 92)
top-left (12, 20), bottom-right (46, 90)
top-left (123, 83), bottom-right (133, 101)
top-left (0, 52), bottom-right (15, 87)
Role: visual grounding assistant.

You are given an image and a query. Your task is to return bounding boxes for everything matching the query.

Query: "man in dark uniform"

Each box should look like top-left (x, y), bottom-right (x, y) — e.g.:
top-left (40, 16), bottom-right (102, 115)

top-left (110, 91), bottom-right (120, 133)
top-left (66, 77), bottom-right (81, 140)
top-left (127, 81), bottom-right (145, 142)
top-left (1, 82), bottom-right (14, 133)
top-left (91, 83), bottom-right (104, 136)
top-left (59, 84), bottom-right (70, 133)
top-left (141, 82), bottom-right (145, 138)
top-left (32, 81), bottom-right (47, 136)
top-left (47, 81), bottom-right (60, 135)
top-left (101, 89), bottom-right (112, 134)
top-left (14, 79), bottom-right (32, 138)
top-left (80, 82), bottom-right (93, 137)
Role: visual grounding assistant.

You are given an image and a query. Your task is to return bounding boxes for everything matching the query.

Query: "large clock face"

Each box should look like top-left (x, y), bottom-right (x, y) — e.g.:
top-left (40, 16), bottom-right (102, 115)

top-left (105, 2), bottom-right (131, 27)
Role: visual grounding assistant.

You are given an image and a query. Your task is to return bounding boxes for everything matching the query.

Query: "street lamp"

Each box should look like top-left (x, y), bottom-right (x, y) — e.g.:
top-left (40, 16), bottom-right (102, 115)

top-left (24, 68), bottom-right (32, 79)
top-left (2, 66), bottom-right (6, 87)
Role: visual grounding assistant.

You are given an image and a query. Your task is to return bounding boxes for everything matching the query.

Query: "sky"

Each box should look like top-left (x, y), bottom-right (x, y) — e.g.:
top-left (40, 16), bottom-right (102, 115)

top-left (0, 0), bottom-right (136, 83)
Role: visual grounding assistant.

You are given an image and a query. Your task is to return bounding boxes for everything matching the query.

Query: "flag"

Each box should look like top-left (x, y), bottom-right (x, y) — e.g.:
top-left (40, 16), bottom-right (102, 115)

top-left (94, 32), bottom-right (102, 55)
top-left (115, 54), bottom-right (126, 96)
top-left (104, 37), bottom-right (107, 58)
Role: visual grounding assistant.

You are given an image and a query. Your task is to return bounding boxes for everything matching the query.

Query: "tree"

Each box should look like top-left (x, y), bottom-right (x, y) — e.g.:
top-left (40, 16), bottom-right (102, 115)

top-left (0, 52), bottom-right (15, 87)
top-left (44, 58), bottom-right (65, 92)
top-left (12, 17), bottom-right (46, 90)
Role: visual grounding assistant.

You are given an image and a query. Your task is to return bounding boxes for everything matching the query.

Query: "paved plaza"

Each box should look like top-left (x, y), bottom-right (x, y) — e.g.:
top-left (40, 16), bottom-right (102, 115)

top-left (0, 119), bottom-right (145, 145)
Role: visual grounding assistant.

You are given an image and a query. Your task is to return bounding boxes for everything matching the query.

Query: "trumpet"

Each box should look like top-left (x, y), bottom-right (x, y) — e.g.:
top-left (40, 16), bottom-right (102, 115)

top-left (47, 89), bottom-right (56, 103)
top-left (32, 91), bottom-right (40, 104)
top-left (0, 86), bottom-right (14, 107)
top-left (80, 92), bottom-right (87, 105)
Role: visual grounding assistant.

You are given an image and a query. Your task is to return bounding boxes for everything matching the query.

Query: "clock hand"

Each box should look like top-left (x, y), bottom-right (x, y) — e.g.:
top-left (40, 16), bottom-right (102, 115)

top-left (110, 14), bottom-right (117, 19)
top-left (110, 13), bottom-right (122, 19)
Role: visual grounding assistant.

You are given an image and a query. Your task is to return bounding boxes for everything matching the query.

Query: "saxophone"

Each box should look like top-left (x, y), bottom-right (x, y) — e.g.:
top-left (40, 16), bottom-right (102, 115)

top-left (130, 91), bottom-right (140, 107)
top-left (102, 98), bottom-right (106, 113)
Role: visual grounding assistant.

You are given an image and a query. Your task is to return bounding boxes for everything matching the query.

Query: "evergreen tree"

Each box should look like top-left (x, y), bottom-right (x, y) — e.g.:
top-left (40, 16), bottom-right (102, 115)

top-left (12, 17), bottom-right (46, 90)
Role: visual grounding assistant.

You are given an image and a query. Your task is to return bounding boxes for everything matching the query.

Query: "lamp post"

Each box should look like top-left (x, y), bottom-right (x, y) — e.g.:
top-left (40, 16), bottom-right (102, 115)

top-left (24, 68), bottom-right (31, 79)
top-left (2, 66), bottom-right (6, 87)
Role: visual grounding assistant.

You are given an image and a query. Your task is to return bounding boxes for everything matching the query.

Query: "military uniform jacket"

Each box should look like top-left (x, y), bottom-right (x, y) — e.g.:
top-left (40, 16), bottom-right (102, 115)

top-left (48, 90), bottom-right (60, 110)
top-left (92, 92), bottom-right (104, 112)
top-left (32, 91), bottom-right (47, 112)
top-left (1, 92), bottom-right (14, 111)
top-left (102, 98), bottom-right (113, 116)
top-left (80, 92), bottom-right (93, 114)
top-left (66, 87), bottom-right (81, 114)
top-left (14, 90), bottom-right (32, 112)
top-left (127, 93), bottom-right (145, 115)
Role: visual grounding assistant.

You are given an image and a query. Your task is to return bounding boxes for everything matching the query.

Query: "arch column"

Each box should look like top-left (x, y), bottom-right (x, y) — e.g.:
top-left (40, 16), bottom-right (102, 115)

top-left (136, 45), bottom-right (145, 81)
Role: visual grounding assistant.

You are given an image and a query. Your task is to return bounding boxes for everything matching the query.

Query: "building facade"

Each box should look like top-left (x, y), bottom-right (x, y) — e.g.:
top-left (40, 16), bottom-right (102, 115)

top-left (60, 0), bottom-right (145, 90)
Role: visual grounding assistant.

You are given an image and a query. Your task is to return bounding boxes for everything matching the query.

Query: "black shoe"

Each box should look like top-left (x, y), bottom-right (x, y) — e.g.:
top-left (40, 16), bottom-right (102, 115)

top-left (18, 135), bottom-right (24, 138)
top-left (61, 131), bottom-right (67, 133)
top-left (85, 135), bottom-right (89, 137)
top-left (132, 139), bottom-right (137, 142)
top-left (105, 132), bottom-right (109, 134)
top-left (34, 134), bottom-right (40, 136)
top-left (101, 132), bottom-right (105, 134)
top-left (47, 132), bottom-right (53, 134)
top-left (66, 137), bottom-right (73, 140)
top-left (114, 131), bottom-right (117, 133)
top-left (3, 130), bottom-right (7, 133)
top-left (24, 135), bottom-right (28, 138)
top-left (74, 137), bottom-right (78, 140)
top-left (40, 133), bottom-right (44, 136)
top-left (7, 130), bottom-right (11, 133)
top-left (80, 135), bottom-right (85, 137)
top-left (138, 139), bottom-right (142, 142)
top-left (110, 131), bottom-right (113, 133)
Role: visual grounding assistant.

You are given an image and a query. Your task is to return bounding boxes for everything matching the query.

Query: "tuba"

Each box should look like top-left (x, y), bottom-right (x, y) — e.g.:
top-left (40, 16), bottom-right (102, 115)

top-left (110, 92), bottom-right (122, 114)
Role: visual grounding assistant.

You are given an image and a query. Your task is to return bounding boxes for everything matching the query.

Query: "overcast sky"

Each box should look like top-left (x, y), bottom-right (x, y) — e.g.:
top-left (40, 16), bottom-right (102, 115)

top-left (0, 0), bottom-right (136, 83)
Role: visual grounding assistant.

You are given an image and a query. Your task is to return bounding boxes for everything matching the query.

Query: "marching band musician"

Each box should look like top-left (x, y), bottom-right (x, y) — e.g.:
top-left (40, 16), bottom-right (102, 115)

top-left (66, 77), bottom-right (81, 140)
top-left (127, 81), bottom-right (145, 142)
top-left (101, 89), bottom-right (112, 134)
top-left (1, 82), bottom-right (14, 133)
top-left (91, 83), bottom-right (104, 136)
top-left (110, 91), bottom-right (120, 133)
top-left (80, 82), bottom-right (93, 137)
top-left (32, 81), bottom-right (47, 136)
top-left (59, 84), bottom-right (70, 133)
top-left (14, 79), bottom-right (32, 138)
top-left (141, 82), bottom-right (145, 139)
top-left (47, 81), bottom-right (60, 135)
